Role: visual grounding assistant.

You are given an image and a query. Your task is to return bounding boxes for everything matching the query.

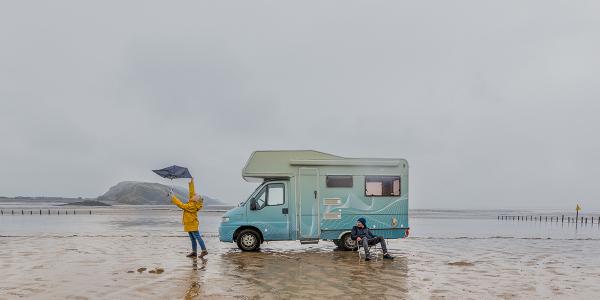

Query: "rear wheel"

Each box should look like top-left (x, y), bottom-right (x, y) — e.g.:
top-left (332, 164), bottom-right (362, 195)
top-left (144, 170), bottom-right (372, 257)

top-left (236, 229), bottom-right (261, 251)
top-left (339, 233), bottom-right (357, 251)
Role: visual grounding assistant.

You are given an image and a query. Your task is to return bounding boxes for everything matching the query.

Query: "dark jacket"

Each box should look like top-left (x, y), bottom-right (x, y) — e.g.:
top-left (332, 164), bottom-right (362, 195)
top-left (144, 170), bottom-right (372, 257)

top-left (351, 226), bottom-right (376, 240)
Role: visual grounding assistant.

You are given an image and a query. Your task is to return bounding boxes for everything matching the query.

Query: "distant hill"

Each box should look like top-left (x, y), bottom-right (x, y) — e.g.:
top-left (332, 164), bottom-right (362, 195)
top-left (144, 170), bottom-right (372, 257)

top-left (0, 181), bottom-right (225, 206)
top-left (96, 181), bottom-right (223, 205)
top-left (60, 200), bottom-right (111, 206)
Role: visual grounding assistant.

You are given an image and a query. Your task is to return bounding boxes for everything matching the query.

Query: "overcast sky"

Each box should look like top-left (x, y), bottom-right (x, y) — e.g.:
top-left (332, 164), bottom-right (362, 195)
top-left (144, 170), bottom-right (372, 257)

top-left (1, 1), bottom-right (600, 210)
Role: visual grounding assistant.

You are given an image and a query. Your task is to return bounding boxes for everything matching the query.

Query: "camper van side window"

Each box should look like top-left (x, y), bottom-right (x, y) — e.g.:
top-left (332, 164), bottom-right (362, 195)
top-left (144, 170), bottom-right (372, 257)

top-left (326, 175), bottom-right (353, 187)
top-left (365, 176), bottom-right (400, 197)
top-left (267, 184), bottom-right (285, 206)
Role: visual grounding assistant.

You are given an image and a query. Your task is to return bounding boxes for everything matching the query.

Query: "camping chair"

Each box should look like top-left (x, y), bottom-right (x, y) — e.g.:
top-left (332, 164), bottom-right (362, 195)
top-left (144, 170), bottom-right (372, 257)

top-left (356, 238), bottom-right (383, 262)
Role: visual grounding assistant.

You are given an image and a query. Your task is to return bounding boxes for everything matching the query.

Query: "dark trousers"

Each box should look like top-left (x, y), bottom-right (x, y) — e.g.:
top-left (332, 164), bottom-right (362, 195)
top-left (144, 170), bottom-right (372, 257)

top-left (361, 236), bottom-right (387, 255)
top-left (188, 231), bottom-right (206, 252)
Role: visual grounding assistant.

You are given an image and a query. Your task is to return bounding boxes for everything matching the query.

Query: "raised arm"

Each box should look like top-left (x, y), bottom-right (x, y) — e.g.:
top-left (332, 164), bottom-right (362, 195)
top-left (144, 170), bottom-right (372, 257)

top-left (171, 195), bottom-right (198, 213)
top-left (188, 178), bottom-right (195, 200)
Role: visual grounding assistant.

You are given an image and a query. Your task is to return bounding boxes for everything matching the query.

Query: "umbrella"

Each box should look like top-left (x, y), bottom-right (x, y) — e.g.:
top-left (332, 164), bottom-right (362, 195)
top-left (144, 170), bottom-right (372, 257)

top-left (152, 165), bottom-right (192, 179)
top-left (152, 165), bottom-right (192, 196)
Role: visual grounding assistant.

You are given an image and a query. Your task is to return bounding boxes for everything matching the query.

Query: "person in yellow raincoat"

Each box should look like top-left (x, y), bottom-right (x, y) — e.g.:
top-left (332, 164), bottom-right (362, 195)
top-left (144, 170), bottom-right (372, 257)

top-left (171, 178), bottom-right (207, 258)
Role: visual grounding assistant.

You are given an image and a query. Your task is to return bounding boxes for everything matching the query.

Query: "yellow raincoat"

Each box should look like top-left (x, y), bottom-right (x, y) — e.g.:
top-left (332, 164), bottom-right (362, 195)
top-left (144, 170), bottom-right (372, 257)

top-left (171, 179), bottom-right (203, 232)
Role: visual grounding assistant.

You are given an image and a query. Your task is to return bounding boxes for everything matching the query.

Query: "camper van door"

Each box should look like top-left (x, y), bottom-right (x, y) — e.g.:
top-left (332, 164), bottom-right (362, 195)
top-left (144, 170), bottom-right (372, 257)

top-left (298, 167), bottom-right (319, 239)
top-left (247, 182), bottom-right (289, 240)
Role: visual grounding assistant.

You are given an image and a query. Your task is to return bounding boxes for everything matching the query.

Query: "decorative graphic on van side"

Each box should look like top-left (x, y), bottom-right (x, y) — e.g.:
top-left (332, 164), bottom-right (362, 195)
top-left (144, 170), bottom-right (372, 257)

top-left (321, 193), bottom-right (408, 235)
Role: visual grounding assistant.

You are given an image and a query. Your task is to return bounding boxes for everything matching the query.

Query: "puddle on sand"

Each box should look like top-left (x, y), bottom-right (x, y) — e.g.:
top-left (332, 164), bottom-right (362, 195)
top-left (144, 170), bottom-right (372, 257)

top-left (447, 261), bottom-right (474, 267)
top-left (171, 245), bottom-right (408, 299)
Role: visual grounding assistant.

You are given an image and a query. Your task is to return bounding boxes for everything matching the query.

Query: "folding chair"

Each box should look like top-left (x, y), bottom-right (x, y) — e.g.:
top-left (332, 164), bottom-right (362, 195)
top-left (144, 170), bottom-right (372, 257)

top-left (356, 238), bottom-right (383, 262)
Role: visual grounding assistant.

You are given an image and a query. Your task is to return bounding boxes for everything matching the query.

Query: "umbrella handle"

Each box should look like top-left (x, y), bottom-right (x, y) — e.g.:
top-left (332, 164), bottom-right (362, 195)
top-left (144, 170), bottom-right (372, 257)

top-left (167, 180), bottom-right (174, 198)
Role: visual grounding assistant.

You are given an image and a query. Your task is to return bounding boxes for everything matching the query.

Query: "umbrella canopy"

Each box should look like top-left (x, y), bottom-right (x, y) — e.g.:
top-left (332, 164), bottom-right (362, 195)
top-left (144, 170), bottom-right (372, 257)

top-left (152, 165), bottom-right (192, 179)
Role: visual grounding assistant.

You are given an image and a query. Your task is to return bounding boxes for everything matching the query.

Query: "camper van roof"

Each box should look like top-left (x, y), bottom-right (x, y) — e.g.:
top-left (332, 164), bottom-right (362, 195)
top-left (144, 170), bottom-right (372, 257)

top-left (242, 150), bottom-right (406, 181)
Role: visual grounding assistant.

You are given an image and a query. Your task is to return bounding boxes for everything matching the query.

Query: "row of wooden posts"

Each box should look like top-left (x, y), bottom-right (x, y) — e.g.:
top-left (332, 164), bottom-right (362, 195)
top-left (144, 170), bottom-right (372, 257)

top-left (0, 209), bottom-right (92, 215)
top-left (499, 215), bottom-right (600, 224)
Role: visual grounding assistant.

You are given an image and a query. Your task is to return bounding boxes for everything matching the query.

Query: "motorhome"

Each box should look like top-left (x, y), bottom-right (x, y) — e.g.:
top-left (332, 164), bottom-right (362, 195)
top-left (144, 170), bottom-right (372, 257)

top-left (218, 150), bottom-right (409, 251)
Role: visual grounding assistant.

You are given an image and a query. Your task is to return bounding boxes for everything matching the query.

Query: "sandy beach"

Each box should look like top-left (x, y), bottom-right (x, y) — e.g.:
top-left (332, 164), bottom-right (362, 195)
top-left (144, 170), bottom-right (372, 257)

top-left (2, 207), bottom-right (600, 299)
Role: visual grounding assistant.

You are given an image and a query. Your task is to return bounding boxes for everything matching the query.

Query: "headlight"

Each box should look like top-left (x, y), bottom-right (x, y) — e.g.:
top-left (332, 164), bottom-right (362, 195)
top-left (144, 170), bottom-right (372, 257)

top-left (222, 217), bottom-right (230, 223)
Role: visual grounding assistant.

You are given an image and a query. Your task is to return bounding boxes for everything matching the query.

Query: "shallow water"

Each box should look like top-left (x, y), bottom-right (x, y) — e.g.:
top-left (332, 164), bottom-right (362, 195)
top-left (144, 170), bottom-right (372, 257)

top-left (1, 205), bottom-right (600, 299)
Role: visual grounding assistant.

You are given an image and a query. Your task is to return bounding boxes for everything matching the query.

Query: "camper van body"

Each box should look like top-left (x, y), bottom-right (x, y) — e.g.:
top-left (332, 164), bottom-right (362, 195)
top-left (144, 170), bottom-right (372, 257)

top-left (218, 150), bottom-right (409, 251)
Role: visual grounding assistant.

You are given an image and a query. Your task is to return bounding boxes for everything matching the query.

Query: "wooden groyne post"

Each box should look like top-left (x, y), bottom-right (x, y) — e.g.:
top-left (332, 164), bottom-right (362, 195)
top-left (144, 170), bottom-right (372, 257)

top-left (498, 214), bottom-right (600, 225)
top-left (0, 209), bottom-right (92, 216)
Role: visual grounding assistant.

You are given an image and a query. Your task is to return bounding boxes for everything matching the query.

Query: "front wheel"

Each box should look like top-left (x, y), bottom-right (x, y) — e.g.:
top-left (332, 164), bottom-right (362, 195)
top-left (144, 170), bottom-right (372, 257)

top-left (236, 229), bottom-right (261, 251)
top-left (339, 233), bottom-right (357, 251)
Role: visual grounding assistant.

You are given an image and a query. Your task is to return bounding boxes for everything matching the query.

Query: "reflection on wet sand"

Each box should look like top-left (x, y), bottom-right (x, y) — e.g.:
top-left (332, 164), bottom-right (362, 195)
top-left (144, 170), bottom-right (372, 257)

top-left (191, 257), bottom-right (208, 271)
top-left (184, 258), bottom-right (207, 300)
top-left (193, 248), bottom-right (408, 299)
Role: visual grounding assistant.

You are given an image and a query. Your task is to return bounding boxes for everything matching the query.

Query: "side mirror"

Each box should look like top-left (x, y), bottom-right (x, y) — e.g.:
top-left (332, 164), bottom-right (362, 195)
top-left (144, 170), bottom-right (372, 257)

top-left (250, 199), bottom-right (257, 210)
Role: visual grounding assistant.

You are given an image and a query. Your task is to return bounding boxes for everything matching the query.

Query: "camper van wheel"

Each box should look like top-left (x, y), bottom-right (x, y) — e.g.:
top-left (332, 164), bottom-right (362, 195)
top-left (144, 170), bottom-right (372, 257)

top-left (340, 233), bottom-right (358, 251)
top-left (236, 229), bottom-right (261, 251)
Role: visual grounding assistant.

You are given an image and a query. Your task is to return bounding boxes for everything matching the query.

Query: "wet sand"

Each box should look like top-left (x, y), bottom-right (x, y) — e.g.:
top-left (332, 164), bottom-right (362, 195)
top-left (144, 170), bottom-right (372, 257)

top-left (2, 208), bottom-right (600, 299)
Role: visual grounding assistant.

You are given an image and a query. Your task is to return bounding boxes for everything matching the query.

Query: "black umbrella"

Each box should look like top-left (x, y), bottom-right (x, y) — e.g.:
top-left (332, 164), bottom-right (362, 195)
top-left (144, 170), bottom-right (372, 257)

top-left (152, 165), bottom-right (192, 179)
top-left (152, 165), bottom-right (193, 196)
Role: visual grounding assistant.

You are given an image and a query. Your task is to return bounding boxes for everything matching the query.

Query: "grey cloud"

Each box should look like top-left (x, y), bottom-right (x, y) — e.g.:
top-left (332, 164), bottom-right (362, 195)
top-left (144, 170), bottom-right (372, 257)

top-left (1, 1), bottom-right (600, 210)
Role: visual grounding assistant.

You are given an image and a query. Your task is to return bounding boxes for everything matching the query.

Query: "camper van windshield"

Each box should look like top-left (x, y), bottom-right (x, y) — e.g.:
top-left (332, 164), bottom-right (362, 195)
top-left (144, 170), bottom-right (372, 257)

top-left (240, 183), bottom-right (266, 206)
top-left (250, 182), bottom-right (285, 210)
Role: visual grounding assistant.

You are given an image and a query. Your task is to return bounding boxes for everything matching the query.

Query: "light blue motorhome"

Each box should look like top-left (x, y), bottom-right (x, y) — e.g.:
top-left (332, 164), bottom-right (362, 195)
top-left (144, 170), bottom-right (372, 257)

top-left (219, 150), bottom-right (409, 251)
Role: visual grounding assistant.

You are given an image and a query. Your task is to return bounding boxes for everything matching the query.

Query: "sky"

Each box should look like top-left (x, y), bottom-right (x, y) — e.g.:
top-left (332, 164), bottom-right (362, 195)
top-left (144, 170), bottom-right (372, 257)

top-left (1, 1), bottom-right (600, 210)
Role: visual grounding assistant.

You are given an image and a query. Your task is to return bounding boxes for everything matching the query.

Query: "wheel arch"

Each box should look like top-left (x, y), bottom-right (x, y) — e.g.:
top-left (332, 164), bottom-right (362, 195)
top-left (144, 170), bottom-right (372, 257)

top-left (337, 230), bottom-right (352, 240)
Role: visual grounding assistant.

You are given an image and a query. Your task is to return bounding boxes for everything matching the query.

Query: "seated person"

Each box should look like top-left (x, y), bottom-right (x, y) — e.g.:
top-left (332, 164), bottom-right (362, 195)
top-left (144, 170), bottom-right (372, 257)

top-left (351, 217), bottom-right (393, 261)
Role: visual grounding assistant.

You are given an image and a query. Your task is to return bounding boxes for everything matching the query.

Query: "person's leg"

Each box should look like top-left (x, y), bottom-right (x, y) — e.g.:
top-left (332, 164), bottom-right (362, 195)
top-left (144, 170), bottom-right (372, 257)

top-left (192, 231), bottom-right (206, 251)
top-left (361, 238), bottom-right (370, 256)
top-left (375, 236), bottom-right (393, 259)
top-left (366, 237), bottom-right (380, 257)
top-left (188, 232), bottom-right (197, 253)
top-left (194, 231), bottom-right (208, 258)
top-left (377, 237), bottom-right (388, 253)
